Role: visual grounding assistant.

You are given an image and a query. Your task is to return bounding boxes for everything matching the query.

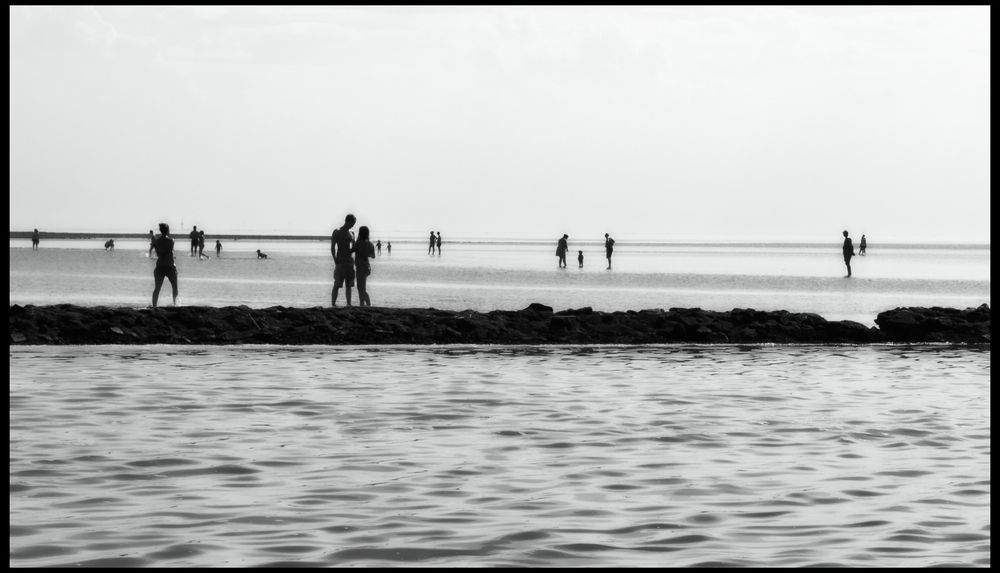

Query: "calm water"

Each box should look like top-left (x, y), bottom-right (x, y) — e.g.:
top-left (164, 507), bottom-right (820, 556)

top-left (9, 345), bottom-right (990, 567)
top-left (8, 239), bottom-right (991, 326)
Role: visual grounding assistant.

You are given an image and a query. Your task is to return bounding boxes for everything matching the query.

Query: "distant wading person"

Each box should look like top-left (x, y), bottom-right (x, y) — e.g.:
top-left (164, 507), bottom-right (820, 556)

top-left (189, 226), bottom-right (199, 256)
top-left (198, 230), bottom-right (207, 259)
top-left (353, 225), bottom-right (376, 307)
top-left (556, 234), bottom-right (569, 268)
top-left (428, 230), bottom-right (436, 255)
top-left (215, 240), bottom-right (222, 257)
top-left (256, 249), bottom-right (268, 259)
top-left (578, 250), bottom-right (584, 268)
top-left (332, 214), bottom-right (357, 306)
top-left (859, 234), bottom-right (867, 256)
top-left (104, 239), bottom-right (115, 251)
top-left (376, 240), bottom-right (382, 256)
top-left (842, 230), bottom-right (855, 277)
top-left (151, 223), bottom-right (178, 308)
top-left (148, 230), bottom-right (155, 257)
top-left (387, 242), bottom-right (391, 255)
top-left (436, 232), bottom-right (442, 255)
top-left (31, 229), bottom-right (39, 250)
top-left (605, 233), bottom-right (615, 269)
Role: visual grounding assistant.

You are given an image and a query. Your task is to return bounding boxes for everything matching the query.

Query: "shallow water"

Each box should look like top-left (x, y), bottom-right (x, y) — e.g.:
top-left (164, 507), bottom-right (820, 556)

top-left (8, 240), bottom-right (990, 326)
top-left (9, 345), bottom-right (991, 567)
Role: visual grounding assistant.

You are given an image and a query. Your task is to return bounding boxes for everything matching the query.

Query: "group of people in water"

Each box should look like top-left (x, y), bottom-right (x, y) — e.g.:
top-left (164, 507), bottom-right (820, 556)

top-left (557, 233), bottom-right (616, 270)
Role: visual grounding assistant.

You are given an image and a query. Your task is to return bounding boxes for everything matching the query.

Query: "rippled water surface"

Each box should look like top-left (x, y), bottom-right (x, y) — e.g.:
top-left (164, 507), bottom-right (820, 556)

top-left (9, 345), bottom-right (990, 567)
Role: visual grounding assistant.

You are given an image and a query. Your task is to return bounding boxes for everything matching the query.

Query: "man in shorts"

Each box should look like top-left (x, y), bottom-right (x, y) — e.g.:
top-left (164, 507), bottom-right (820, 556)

top-left (331, 213), bottom-right (357, 306)
top-left (152, 223), bottom-right (178, 307)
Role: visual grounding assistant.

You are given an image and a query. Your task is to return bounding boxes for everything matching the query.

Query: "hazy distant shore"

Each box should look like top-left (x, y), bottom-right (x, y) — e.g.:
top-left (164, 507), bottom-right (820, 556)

top-left (8, 303), bottom-right (990, 345)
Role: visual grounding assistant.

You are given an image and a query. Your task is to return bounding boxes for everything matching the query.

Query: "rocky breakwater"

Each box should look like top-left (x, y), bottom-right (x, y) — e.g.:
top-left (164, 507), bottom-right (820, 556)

top-left (8, 303), bottom-right (988, 345)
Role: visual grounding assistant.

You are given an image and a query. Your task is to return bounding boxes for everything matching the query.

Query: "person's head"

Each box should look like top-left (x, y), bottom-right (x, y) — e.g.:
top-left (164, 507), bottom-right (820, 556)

top-left (159, 223), bottom-right (169, 235)
top-left (563, 234), bottom-right (568, 239)
top-left (843, 230), bottom-right (849, 237)
top-left (358, 226), bottom-right (370, 241)
top-left (579, 250), bottom-right (583, 254)
top-left (257, 249), bottom-right (261, 253)
top-left (149, 229), bottom-right (153, 234)
top-left (193, 226), bottom-right (197, 230)
top-left (344, 214), bottom-right (356, 228)
top-left (605, 233), bottom-right (609, 238)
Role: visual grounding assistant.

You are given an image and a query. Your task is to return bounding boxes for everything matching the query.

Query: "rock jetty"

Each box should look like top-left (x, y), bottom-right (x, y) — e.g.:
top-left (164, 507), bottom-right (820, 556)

top-left (8, 303), bottom-right (989, 345)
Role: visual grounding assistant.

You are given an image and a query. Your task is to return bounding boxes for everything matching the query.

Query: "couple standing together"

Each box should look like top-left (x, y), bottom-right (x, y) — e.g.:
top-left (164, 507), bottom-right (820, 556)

top-left (331, 213), bottom-right (376, 307)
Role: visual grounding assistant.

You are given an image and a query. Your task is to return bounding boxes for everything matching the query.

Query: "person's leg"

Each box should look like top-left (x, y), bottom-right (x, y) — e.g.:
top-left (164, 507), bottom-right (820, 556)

top-left (169, 270), bottom-right (179, 305)
top-left (152, 270), bottom-right (165, 308)
top-left (345, 284), bottom-right (352, 306)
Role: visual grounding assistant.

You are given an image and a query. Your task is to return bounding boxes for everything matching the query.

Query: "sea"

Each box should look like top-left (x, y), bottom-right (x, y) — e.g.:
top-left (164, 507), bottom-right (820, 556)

top-left (9, 238), bottom-right (991, 567)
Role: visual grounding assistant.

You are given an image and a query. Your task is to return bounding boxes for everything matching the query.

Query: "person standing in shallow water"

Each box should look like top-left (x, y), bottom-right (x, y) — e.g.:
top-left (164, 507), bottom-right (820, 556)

top-left (31, 229), bottom-right (39, 250)
top-left (605, 233), bottom-right (615, 269)
top-left (215, 240), bottom-right (222, 258)
top-left (332, 214), bottom-right (357, 306)
top-left (556, 234), bottom-right (569, 268)
top-left (152, 223), bottom-right (178, 307)
top-left (376, 240), bottom-right (382, 256)
top-left (859, 234), bottom-right (867, 256)
top-left (436, 232), bottom-right (442, 256)
top-left (842, 230), bottom-right (855, 277)
top-left (147, 230), bottom-right (155, 257)
top-left (428, 230), bottom-right (436, 255)
top-left (387, 242), bottom-right (391, 255)
top-left (353, 225), bottom-right (376, 307)
top-left (189, 226), bottom-right (199, 256)
top-left (578, 250), bottom-right (584, 268)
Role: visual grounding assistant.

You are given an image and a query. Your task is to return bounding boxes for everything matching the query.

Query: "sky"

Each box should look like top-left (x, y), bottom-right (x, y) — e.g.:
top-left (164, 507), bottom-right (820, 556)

top-left (9, 5), bottom-right (991, 243)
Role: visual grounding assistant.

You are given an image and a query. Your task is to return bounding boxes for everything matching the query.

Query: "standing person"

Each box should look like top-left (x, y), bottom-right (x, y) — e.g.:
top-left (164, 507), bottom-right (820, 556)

top-left (604, 233), bottom-right (615, 269)
top-left (31, 229), bottom-right (39, 250)
top-left (376, 240), bottom-right (382, 256)
top-left (151, 223), bottom-right (179, 308)
top-left (198, 230), bottom-right (207, 259)
top-left (147, 230), bottom-right (156, 257)
top-left (436, 232), bottom-right (442, 256)
top-left (387, 242), bottom-right (391, 255)
top-left (353, 225), bottom-right (376, 307)
top-left (556, 234), bottom-right (569, 268)
top-left (215, 240), bottom-right (222, 258)
top-left (428, 230), bottom-right (436, 255)
top-left (578, 250), bottom-right (584, 268)
top-left (859, 234), bottom-right (867, 256)
top-left (331, 213), bottom-right (357, 306)
top-left (842, 230), bottom-right (855, 277)
top-left (189, 226), bottom-right (199, 256)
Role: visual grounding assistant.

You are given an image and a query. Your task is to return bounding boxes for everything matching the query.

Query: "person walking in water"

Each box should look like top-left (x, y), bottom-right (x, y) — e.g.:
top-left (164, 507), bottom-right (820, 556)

top-left (332, 213), bottom-right (357, 306)
top-left (578, 250), bottom-right (584, 268)
top-left (353, 225), bottom-right (376, 307)
top-left (428, 230), bottom-right (436, 255)
top-left (376, 240), bottom-right (382, 256)
top-left (151, 223), bottom-right (178, 308)
top-left (198, 230), bottom-right (207, 259)
top-left (215, 240), bottom-right (222, 258)
top-left (859, 234), bottom-right (867, 256)
top-left (436, 232), bottom-right (442, 256)
top-left (556, 234), bottom-right (569, 268)
top-left (387, 242), bottom-right (391, 255)
top-left (842, 230), bottom-right (855, 277)
top-left (189, 226), bottom-right (199, 256)
top-left (604, 233), bottom-right (615, 269)
top-left (31, 229), bottom-right (39, 250)
top-left (147, 230), bottom-right (156, 257)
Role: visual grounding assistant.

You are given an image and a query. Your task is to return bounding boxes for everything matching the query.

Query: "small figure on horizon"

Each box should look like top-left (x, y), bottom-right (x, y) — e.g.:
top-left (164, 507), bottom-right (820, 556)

top-left (376, 239), bottom-right (382, 256)
top-left (556, 234), bottom-right (569, 268)
top-left (436, 232), bottom-right (442, 256)
top-left (387, 242), bottom-right (392, 255)
top-left (605, 233), bottom-right (615, 269)
top-left (842, 230), bottom-right (855, 277)
top-left (256, 249), bottom-right (268, 259)
top-left (198, 230), bottom-right (207, 259)
top-left (215, 240), bottom-right (222, 258)
top-left (31, 228), bottom-right (39, 250)
top-left (332, 213), bottom-right (357, 306)
top-left (104, 239), bottom-right (115, 251)
top-left (578, 250), bottom-right (584, 268)
top-left (859, 234), bottom-right (867, 256)
top-left (428, 230), bottom-right (436, 255)
top-left (148, 230), bottom-right (156, 257)
top-left (189, 226), bottom-right (199, 256)
top-left (152, 223), bottom-right (178, 308)
top-left (353, 225), bottom-right (376, 307)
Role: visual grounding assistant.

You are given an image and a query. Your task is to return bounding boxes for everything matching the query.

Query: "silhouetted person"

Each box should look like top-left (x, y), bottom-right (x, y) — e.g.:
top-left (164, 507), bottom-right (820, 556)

top-left (428, 230), bottom-right (436, 255)
top-left (842, 230), bottom-right (855, 277)
top-left (605, 233), bottom-right (615, 269)
top-left (198, 230), bottom-right (207, 259)
top-left (215, 240), bottom-right (222, 257)
top-left (189, 226), bottom-right (199, 256)
top-left (376, 240), bottom-right (382, 255)
top-left (31, 229), bottom-right (39, 250)
top-left (256, 249), bottom-right (268, 259)
top-left (578, 250), bottom-right (584, 268)
top-left (859, 234), bottom-right (867, 256)
top-left (353, 225), bottom-right (376, 307)
top-left (332, 213), bottom-right (357, 306)
top-left (147, 230), bottom-right (155, 257)
top-left (152, 223), bottom-right (178, 308)
top-left (556, 234), bottom-right (569, 268)
top-left (387, 242), bottom-right (392, 255)
top-left (104, 239), bottom-right (115, 251)
top-left (436, 232), bottom-right (442, 255)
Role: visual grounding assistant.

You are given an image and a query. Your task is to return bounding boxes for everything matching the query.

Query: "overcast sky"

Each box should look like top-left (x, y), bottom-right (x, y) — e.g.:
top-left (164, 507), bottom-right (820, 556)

top-left (9, 5), bottom-right (990, 242)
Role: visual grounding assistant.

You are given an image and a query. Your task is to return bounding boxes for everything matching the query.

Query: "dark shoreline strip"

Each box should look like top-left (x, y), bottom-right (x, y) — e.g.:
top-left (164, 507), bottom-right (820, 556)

top-left (8, 303), bottom-right (990, 345)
